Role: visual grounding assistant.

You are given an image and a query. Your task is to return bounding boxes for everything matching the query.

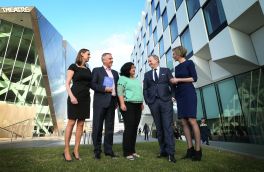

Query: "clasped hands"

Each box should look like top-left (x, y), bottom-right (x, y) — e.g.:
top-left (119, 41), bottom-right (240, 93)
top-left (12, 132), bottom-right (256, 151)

top-left (170, 77), bottom-right (179, 84)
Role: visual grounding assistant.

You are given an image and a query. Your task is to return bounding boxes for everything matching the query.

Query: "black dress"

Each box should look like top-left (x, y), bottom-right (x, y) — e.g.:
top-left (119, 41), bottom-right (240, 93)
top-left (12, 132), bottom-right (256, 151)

top-left (67, 64), bottom-right (92, 120)
top-left (174, 60), bottom-right (198, 119)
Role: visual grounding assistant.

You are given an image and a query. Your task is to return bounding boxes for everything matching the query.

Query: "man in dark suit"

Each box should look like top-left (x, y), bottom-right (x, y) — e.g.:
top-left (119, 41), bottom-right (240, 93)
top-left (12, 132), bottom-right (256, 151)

top-left (143, 54), bottom-right (176, 163)
top-left (91, 53), bottom-right (119, 159)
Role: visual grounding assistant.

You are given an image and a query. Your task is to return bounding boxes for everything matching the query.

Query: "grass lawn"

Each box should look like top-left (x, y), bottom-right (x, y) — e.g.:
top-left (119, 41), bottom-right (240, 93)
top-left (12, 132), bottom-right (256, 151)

top-left (0, 141), bottom-right (263, 172)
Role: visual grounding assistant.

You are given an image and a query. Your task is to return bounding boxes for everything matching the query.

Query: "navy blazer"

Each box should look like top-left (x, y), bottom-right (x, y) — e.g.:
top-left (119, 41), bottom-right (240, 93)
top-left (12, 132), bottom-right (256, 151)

top-left (143, 67), bottom-right (174, 105)
top-left (91, 66), bottom-right (119, 108)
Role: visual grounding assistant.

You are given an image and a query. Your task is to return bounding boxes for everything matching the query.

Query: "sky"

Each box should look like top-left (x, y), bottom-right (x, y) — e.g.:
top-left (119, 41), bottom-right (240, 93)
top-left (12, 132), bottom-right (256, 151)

top-left (0, 0), bottom-right (146, 71)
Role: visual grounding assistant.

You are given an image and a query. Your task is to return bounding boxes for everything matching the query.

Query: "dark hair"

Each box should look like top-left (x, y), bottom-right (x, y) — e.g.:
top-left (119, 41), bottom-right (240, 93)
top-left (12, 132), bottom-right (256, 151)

top-left (120, 62), bottom-right (134, 78)
top-left (75, 48), bottom-right (89, 66)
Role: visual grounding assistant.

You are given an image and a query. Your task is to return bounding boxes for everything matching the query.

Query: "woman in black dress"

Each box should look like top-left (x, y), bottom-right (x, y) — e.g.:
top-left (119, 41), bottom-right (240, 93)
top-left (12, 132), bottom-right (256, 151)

top-left (171, 46), bottom-right (202, 161)
top-left (63, 48), bottom-right (92, 161)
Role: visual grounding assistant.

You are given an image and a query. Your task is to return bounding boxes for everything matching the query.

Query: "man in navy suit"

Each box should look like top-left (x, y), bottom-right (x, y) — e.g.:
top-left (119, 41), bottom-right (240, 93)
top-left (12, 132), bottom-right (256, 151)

top-left (143, 54), bottom-right (176, 163)
top-left (91, 53), bottom-right (119, 159)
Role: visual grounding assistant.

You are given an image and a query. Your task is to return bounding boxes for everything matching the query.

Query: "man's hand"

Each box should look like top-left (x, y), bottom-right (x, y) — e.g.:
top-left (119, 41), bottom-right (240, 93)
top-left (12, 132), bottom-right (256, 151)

top-left (105, 87), bottom-right (113, 93)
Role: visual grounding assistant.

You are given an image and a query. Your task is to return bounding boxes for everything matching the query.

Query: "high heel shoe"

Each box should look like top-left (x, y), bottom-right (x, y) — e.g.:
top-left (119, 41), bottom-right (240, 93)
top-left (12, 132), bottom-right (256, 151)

top-left (181, 146), bottom-right (194, 159)
top-left (72, 152), bottom-right (82, 160)
top-left (62, 153), bottom-right (72, 162)
top-left (192, 148), bottom-right (202, 161)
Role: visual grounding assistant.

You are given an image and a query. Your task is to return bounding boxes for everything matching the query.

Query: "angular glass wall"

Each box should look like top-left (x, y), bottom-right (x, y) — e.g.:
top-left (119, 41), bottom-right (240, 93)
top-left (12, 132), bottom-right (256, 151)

top-left (235, 68), bottom-right (264, 144)
top-left (0, 19), bottom-right (52, 136)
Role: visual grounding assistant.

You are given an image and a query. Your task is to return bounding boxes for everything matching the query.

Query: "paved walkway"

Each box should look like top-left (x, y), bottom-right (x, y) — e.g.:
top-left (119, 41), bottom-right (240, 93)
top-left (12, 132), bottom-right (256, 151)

top-left (0, 135), bottom-right (264, 159)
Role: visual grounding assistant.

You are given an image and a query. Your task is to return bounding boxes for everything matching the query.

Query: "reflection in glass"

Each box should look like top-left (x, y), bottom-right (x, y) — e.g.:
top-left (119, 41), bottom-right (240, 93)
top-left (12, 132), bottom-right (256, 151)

top-left (202, 84), bottom-right (223, 140)
top-left (235, 68), bottom-right (264, 144)
top-left (217, 78), bottom-right (248, 142)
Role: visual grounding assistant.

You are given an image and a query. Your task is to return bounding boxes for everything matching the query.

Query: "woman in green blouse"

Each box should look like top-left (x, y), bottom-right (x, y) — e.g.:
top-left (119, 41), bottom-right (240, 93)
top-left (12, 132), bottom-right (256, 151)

top-left (117, 62), bottom-right (144, 160)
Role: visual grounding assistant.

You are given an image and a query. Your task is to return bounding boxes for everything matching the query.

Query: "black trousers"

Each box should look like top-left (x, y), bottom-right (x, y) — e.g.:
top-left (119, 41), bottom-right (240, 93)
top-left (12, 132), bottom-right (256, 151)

top-left (122, 102), bottom-right (142, 156)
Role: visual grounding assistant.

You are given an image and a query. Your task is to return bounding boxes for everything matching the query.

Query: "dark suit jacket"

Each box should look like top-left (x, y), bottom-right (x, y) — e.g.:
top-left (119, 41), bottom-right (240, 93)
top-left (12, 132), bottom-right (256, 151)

top-left (143, 67), bottom-right (174, 105)
top-left (91, 67), bottom-right (119, 108)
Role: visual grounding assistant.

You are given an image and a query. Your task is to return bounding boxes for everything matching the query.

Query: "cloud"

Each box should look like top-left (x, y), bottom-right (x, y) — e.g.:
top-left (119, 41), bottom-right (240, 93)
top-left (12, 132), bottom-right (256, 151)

top-left (88, 33), bottom-right (134, 72)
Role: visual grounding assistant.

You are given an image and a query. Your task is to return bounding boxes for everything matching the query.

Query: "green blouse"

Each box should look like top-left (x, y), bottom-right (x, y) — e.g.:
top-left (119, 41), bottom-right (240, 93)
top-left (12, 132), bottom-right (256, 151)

top-left (117, 76), bottom-right (143, 103)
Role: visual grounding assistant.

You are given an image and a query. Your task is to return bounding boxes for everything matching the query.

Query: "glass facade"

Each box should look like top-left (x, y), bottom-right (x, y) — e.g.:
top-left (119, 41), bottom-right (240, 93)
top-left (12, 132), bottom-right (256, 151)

top-left (159, 36), bottom-right (164, 56)
top-left (175, 0), bottom-right (183, 10)
top-left (149, 20), bottom-right (152, 36)
top-left (196, 67), bottom-right (264, 144)
top-left (162, 8), bottom-right (168, 31)
top-left (170, 15), bottom-right (178, 43)
top-left (180, 27), bottom-right (193, 59)
top-left (166, 48), bottom-right (173, 72)
top-left (156, 2), bottom-right (161, 21)
top-left (0, 7), bottom-right (76, 137)
top-left (203, 0), bottom-right (227, 39)
top-left (153, 27), bottom-right (158, 45)
top-left (186, 0), bottom-right (200, 20)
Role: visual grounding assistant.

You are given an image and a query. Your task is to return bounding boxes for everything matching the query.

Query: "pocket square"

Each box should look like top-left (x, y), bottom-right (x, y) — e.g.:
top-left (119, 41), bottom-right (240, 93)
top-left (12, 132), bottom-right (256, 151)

top-left (161, 74), bottom-right (165, 75)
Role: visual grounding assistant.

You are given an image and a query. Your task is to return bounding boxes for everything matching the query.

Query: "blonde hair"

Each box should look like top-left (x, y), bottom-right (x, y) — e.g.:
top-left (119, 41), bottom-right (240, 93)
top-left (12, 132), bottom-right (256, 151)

top-left (148, 54), bottom-right (160, 63)
top-left (172, 46), bottom-right (187, 57)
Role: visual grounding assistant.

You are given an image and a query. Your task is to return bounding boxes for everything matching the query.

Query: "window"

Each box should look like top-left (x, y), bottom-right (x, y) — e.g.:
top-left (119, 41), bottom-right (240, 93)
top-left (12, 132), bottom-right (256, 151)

top-left (151, 0), bottom-right (155, 15)
top-left (186, 0), bottom-right (200, 20)
top-left (202, 84), bottom-right (222, 139)
top-left (162, 8), bottom-right (168, 31)
top-left (217, 78), bottom-right (245, 142)
top-left (196, 89), bottom-right (204, 120)
top-left (147, 41), bottom-right (151, 55)
top-left (175, 0), bottom-right (183, 10)
top-left (153, 27), bottom-right (158, 45)
top-left (203, 0), bottom-right (227, 40)
top-left (159, 36), bottom-right (164, 56)
top-left (141, 27), bottom-right (143, 39)
top-left (166, 48), bottom-right (174, 72)
top-left (143, 34), bottom-right (146, 48)
top-left (169, 15), bottom-right (178, 43)
top-left (156, 2), bottom-right (161, 21)
top-left (149, 20), bottom-right (153, 36)
top-left (145, 13), bottom-right (148, 28)
top-left (180, 27), bottom-right (193, 59)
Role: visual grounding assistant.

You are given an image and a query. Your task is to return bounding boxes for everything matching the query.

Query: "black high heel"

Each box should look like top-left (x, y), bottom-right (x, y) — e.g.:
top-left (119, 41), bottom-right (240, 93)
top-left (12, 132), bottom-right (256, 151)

top-left (192, 148), bottom-right (202, 161)
top-left (181, 146), bottom-right (194, 159)
top-left (72, 152), bottom-right (81, 160)
top-left (62, 153), bottom-right (72, 162)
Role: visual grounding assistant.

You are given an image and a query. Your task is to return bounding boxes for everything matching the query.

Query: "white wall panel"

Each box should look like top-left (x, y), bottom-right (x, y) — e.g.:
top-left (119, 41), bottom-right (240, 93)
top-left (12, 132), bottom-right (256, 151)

top-left (163, 26), bottom-right (171, 53)
top-left (189, 9), bottom-right (209, 55)
top-left (222, 0), bottom-right (257, 24)
top-left (167, 0), bottom-right (176, 22)
top-left (251, 26), bottom-right (264, 66)
top-left (176, 1), bottom-right (189, 34)
top-left (209, 27), bottom-right (235, 61)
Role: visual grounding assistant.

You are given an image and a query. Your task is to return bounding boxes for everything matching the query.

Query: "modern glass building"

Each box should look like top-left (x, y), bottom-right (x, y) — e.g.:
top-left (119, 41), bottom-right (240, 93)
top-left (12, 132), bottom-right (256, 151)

top-left (0, 6), bottom-right (76, 138)
top-left (131, 0), bottom-right (264, 145)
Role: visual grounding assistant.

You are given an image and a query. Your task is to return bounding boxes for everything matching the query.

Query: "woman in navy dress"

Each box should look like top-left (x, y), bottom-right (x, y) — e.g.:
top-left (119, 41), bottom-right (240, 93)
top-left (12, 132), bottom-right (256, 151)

top-left (170, 46), bottom-right (202, 161)
top-left (63, 48), bottom-right (92, 161)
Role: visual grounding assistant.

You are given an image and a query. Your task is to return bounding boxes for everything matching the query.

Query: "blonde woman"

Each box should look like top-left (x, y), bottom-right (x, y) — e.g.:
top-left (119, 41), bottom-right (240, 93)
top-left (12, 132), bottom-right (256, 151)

top-left (171, 46), bottom-right (201, 161)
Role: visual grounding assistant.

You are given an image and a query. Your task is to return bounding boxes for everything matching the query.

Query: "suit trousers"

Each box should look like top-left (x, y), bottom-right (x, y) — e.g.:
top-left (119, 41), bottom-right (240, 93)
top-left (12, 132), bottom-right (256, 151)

top-left (148, 98), bottom-right (175, 155)
top-left (122, 102), bottom-right (142, 156)
top-left (92, 96), bottom-right (115, 154)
